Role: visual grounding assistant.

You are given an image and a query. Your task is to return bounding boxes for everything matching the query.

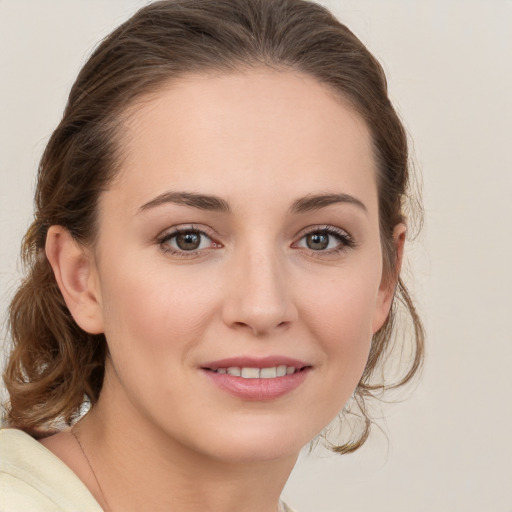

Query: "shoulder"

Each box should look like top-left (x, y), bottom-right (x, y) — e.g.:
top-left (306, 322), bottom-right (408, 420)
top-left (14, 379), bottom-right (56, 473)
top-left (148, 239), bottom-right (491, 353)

top-left (0, 428), bottom-right (102, 512)
top-left (279, 500), bottom-right (298, 512)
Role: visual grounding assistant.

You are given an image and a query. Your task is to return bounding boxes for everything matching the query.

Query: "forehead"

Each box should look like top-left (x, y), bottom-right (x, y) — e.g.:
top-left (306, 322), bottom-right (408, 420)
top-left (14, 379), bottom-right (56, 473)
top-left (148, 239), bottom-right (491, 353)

top-left (108, 68), bottom-right (377, 216)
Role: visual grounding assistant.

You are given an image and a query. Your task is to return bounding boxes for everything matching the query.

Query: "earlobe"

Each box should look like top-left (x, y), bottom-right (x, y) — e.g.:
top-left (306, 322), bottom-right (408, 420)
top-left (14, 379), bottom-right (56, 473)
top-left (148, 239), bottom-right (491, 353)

top-left (372, 223), bottom-right (407, 334)
top-left (45, 226), bottom-right (104, 334)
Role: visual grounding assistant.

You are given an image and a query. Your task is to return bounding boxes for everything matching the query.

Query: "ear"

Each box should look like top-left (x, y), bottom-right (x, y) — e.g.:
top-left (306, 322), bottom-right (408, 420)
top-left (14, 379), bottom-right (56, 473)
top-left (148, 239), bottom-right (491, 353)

top-left (371, 223), bottom-right (406, 334)
top-left (45, 226), bottom-right (104, 334)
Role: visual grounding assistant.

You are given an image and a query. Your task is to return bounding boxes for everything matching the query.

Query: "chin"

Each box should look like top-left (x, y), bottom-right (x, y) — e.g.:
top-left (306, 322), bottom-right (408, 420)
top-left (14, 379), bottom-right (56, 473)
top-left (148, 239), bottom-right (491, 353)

top-left (206, 434), bottom-right (304, 465)
top-left (181, 415), bottom-right (318, 465)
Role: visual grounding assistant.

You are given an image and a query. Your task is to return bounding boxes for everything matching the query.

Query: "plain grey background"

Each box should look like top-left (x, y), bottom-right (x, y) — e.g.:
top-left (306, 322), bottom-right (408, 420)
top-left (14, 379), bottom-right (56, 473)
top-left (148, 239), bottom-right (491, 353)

top-left (1, 1), bottom-right (511, 511)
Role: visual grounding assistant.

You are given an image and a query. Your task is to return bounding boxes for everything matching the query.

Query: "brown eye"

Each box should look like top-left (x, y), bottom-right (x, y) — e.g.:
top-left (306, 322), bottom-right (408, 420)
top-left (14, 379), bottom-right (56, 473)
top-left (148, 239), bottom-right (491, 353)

top-left (159, 228), bottom-right (218, 254)
top-left (176, 231), bottom-right (201, 251)
top-left (306, 232), bottom-right (329, 250)
top-left (293, 227), bottom-right (354, 254)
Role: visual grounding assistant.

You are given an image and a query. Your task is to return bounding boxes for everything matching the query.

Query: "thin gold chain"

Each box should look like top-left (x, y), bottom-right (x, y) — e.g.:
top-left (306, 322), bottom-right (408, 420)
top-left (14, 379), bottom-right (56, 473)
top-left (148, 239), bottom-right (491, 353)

top-left (71, 427), bottom-right (113, 512)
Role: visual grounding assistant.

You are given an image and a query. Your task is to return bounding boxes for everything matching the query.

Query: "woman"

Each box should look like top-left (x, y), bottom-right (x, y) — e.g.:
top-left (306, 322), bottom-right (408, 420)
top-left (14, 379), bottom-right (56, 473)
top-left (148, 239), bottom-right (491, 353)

top-left (0, 0), bottom-right (423, 510)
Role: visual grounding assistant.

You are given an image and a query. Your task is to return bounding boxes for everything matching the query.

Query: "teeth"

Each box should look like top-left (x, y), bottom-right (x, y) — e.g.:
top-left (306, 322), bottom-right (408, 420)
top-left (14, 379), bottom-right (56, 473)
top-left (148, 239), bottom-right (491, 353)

top-left (260, 367), bottom-right (277, 379)
top-left (276, 365), bottom-right (287, 377)
top-left (216, 366), bottom-right (299, 379)
top-left (241, 367), bottom-right (260, 379)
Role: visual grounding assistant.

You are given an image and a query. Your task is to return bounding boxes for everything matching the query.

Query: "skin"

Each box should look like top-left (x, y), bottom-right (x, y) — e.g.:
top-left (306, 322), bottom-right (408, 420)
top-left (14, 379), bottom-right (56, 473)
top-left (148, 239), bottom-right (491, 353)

top-left (43, 68), bottom-right (404, 512)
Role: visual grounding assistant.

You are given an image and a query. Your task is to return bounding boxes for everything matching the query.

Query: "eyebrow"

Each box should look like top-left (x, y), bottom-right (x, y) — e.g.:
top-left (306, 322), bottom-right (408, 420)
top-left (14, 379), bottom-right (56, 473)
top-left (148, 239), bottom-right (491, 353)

top-left (138, 191), bottom-right (366, 215)
top-left (289, 193), bottom-right (367, 214)
top-left (138, 191), bottom-right (231, 213)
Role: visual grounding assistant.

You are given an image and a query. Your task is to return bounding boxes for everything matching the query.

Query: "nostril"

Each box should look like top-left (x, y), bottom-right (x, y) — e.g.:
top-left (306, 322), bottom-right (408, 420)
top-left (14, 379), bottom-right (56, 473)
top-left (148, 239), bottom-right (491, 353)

top-left (221, 284), bottom-right (298, 335)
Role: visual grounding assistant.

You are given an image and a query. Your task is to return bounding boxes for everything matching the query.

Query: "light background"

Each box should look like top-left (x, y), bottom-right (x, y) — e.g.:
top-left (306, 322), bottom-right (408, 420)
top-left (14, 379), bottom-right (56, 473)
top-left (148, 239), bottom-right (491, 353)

top-left (1, 1), bottom-right (511, 511)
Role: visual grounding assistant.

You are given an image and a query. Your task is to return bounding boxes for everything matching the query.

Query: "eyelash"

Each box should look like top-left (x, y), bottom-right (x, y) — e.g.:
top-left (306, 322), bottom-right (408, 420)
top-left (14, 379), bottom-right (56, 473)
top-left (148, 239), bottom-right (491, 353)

top-left (293, 226), bottom-right (356, 255)
top-left (157, 226), bottom-right (220, 258)
top-left (156, 225), bottom-right (355, 258)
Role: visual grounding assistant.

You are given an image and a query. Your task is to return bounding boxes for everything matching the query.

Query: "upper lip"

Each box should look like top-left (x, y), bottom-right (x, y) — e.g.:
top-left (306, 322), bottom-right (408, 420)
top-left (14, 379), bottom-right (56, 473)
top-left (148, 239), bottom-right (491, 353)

top-left (201, 356), bottom-right (310, 371)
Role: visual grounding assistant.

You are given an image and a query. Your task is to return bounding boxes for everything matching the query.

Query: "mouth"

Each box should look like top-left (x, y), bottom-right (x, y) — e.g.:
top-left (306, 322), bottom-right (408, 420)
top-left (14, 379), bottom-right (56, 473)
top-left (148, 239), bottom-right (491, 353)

top-left (204, 365), bottom-right (308, 379)
top-left (201, 357), bottom-right (312, 400)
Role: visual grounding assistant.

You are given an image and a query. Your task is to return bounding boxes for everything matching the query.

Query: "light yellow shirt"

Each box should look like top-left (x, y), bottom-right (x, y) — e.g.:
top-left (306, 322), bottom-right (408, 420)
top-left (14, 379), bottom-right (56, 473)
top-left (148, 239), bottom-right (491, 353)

top-left (0, 428), bottom-right (295, 511)
top-left (0, 428), bottom-right (102, 511)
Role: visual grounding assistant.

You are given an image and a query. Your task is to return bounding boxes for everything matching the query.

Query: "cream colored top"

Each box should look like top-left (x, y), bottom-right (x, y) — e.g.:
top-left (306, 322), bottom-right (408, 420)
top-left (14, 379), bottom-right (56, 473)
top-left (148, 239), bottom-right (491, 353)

top-left (0, 428), bottom-right (295, 512)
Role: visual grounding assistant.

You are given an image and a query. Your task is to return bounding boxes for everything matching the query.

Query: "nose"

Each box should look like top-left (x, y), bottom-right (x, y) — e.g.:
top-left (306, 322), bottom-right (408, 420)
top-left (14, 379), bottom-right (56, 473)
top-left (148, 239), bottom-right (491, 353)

top-left (221, 246), bottom-right (298, 337)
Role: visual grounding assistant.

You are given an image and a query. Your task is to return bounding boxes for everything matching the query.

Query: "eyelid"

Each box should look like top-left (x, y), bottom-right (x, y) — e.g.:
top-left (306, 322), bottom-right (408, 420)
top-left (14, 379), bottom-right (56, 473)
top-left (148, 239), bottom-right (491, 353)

top-left (156, 224), bottom-right (222, 256)
top-left (292, 225), bottom-right (356, 252)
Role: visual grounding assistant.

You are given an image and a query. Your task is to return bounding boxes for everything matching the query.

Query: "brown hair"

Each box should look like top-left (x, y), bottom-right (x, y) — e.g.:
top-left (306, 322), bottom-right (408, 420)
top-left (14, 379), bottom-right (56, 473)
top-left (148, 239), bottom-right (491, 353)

top-left (2, 0), bottom-right (424, 453)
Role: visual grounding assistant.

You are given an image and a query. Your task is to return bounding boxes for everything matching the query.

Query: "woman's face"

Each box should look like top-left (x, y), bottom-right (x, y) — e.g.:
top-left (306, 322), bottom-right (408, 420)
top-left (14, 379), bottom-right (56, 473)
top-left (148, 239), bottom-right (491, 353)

top-left (84, 69), bottom-right (396, 463)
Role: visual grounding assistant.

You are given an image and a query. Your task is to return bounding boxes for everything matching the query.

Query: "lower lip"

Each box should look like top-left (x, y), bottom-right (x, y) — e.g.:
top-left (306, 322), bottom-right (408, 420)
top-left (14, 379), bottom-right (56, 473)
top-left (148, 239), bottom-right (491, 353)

top-left (203, 369), bottom-right (310, 401)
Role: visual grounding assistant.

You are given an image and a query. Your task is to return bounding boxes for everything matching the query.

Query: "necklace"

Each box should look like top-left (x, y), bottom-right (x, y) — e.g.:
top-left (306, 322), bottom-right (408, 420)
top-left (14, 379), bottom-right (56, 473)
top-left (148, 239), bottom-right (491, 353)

top-left (71, 426), bottom-right (113, 512)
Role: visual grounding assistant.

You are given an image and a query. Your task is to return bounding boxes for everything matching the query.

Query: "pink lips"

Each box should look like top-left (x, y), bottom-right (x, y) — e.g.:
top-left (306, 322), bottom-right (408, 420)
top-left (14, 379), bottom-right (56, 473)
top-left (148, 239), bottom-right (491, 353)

top-left (201, 356), bottom-right (311, 401)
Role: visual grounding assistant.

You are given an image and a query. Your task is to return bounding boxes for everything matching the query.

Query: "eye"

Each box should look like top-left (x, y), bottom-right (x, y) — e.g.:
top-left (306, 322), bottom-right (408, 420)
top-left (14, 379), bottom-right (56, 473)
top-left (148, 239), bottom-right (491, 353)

top-left (158, 227), bottom-right (221, 255)
top-left (293, 226), bottom-right (354, 253)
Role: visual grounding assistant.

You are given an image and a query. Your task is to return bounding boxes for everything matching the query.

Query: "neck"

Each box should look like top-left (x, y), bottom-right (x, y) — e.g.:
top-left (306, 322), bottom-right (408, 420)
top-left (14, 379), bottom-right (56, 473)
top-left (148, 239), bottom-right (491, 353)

top-left (76, 379), bottom-right (298, 512)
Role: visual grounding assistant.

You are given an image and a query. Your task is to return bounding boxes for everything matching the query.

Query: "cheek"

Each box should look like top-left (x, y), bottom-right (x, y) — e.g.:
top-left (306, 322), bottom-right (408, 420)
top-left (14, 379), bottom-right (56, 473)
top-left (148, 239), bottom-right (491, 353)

top-left (299, 264), bottom-right (382, 376)
top-left (303, 268), bottom-right (381, 339)
top-left (97, 260), bottom-right (220, 362)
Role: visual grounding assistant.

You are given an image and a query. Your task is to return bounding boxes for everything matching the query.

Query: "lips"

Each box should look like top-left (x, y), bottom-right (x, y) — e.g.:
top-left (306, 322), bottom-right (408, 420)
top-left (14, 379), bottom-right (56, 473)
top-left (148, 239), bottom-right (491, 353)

top-left (201, 356), bottom-right (311, 400)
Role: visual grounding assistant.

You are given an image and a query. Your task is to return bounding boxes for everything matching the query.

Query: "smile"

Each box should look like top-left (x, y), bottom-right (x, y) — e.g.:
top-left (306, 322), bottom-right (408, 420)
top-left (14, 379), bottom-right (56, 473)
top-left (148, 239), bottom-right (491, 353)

top-left (213, 366), bottom-right (298, 378)
top-left (201, 357), bottom-right (311, 400)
